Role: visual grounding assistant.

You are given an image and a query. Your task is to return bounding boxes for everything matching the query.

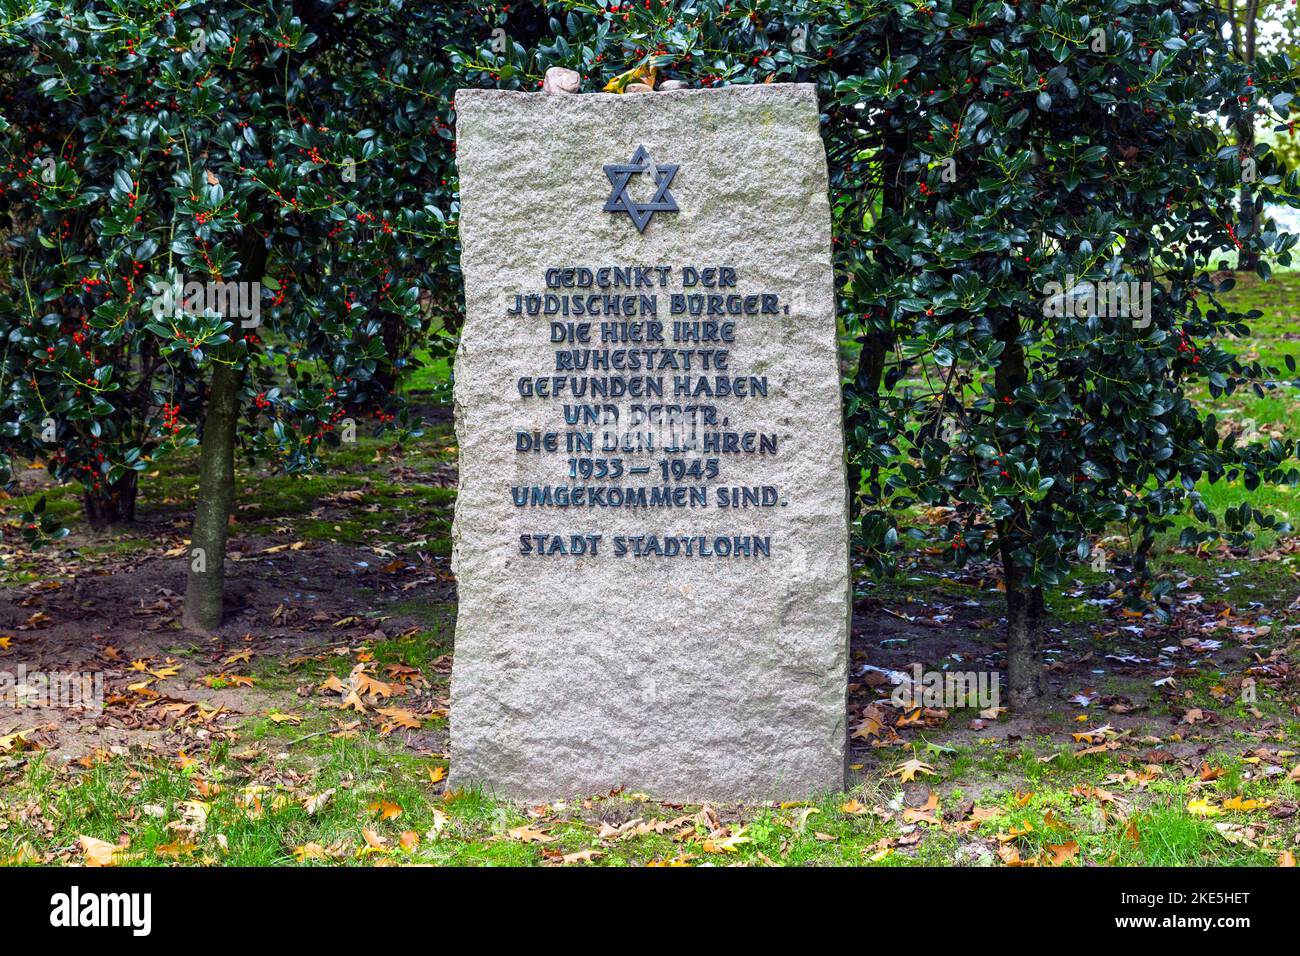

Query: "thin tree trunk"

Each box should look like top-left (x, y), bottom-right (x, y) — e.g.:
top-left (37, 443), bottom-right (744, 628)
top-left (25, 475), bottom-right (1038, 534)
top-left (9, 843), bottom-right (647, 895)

top-left (84, 471), bottom-right (138, 527)
top-left (181, 232), bottom-right (268, 631)
top-left (994, 307), bottom-right (1047, 708)
top-left (372, 310), bottom-right (402, 394)
top-left (999, 527), bottom-right (1047, 708)
top-left (182, 361), bottom-right (242, 632)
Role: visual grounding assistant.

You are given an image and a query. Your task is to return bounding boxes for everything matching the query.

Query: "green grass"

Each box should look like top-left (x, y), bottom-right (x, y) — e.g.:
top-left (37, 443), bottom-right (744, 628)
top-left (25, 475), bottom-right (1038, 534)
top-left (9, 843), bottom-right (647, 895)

top-left (6, 730), bottom-right (1295, 866)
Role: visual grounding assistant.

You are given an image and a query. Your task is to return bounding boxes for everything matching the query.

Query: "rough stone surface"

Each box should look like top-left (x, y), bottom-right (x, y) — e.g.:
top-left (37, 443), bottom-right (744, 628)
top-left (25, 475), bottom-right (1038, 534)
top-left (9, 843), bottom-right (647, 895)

top-left (451, 84), bottom-right (849, 802)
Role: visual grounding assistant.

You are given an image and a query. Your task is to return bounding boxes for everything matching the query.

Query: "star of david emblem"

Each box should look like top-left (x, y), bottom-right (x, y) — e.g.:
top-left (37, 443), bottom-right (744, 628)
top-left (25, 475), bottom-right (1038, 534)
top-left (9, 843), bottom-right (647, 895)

top-left (603, 145), bottom-right (679, 233)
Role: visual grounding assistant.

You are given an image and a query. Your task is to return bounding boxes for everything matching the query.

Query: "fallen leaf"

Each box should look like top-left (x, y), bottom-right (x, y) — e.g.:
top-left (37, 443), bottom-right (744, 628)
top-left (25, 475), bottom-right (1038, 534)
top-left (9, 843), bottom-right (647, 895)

top-left (1222, 796), bottom-right (1271, 812)
top-left (902, 792), bottom-right (940, 825)
top-left (375, 706), bottom-right (421, 734)
top-left (295, 843), bottom-right (329, 862)
top-left (505, 825), bottom-right (555, 844)
top-left (425, 808), bottom-right (450, 839)
top-left (303, 789), bottom-right (335, 816)
top-left (155, 841), bottom-right (197, 859)
top-left (889, 758), bottom-right (937, 783)
top-left (368, 800), bottom-right (403, 821)
top-left (79, 835), bottom-right (122, 867)
top-left (1045, 841), bottom-right (1079, 866)
top-left (701, 833), bottom-right (751, 853)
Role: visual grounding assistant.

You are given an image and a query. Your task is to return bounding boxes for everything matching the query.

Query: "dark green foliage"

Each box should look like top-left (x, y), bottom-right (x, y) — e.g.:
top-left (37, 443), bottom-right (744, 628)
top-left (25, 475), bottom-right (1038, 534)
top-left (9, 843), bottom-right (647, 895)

top-left (0, 0), bottom-right (485, 530)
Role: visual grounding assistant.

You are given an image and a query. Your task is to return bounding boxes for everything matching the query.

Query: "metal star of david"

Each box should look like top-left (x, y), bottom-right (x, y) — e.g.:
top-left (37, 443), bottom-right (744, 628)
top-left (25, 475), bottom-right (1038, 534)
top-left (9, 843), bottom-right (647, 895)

top-left (603, 145), bottom-right (679, 233)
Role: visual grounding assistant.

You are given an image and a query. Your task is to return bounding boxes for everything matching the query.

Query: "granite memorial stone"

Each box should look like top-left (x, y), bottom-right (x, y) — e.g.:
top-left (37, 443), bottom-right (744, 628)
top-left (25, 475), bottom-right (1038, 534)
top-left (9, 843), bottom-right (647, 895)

top-left (450, 83), bottom-right (849, 801)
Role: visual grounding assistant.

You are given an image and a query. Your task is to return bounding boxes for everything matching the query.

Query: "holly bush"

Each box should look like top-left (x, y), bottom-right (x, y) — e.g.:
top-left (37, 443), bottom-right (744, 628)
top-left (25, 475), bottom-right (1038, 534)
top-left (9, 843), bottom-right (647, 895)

top-left (0, 0), bottom-right (495, 535)
top-left (453, 0), bottom-right (1300, 702)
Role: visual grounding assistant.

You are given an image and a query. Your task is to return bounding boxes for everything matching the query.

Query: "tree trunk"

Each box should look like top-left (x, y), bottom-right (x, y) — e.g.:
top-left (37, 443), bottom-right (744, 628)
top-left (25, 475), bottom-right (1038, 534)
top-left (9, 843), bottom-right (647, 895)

top-left (83, 471), bottom-right (138, 527)
top-left (993, 307), bottom-right (1047, 708)
top-left (1000, 528), bottom-right (1047, 708)
top-left (182, 362), bottom-right (243, 632)
top-left (372, 310), bottom-right (402, 394)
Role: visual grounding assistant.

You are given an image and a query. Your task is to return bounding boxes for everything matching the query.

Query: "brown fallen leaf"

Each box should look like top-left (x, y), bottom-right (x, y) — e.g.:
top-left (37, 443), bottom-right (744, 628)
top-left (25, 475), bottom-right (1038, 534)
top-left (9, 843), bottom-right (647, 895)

top-left (1045, 841), bottom-right (1079, 866)
top-left (368, 800), bottom-right (403, 821)
top-left (902, 792), bottom-right (940, 825)
top-left (0, 730), bottom-right (38, 755)
top-left (295, 843), bottom-right (329, 862)
top-left (505, 825), bottom-right (555, 844)
top-left (997, 844), bottom-right (1038, 867)
top-left (375, 706), bottom-right (421, 734)
top-left (79, 835), bottom-right (123, 867)
top-left (360, 827), bottom-right (389, 853)
top-left (851, 704), bottom-right (889, 739)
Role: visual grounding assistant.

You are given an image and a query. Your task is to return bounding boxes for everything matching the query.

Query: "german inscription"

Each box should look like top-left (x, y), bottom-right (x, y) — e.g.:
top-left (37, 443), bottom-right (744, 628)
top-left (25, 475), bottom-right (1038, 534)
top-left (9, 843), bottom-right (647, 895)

top-left (451, 84), bottom-right (849, 801)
